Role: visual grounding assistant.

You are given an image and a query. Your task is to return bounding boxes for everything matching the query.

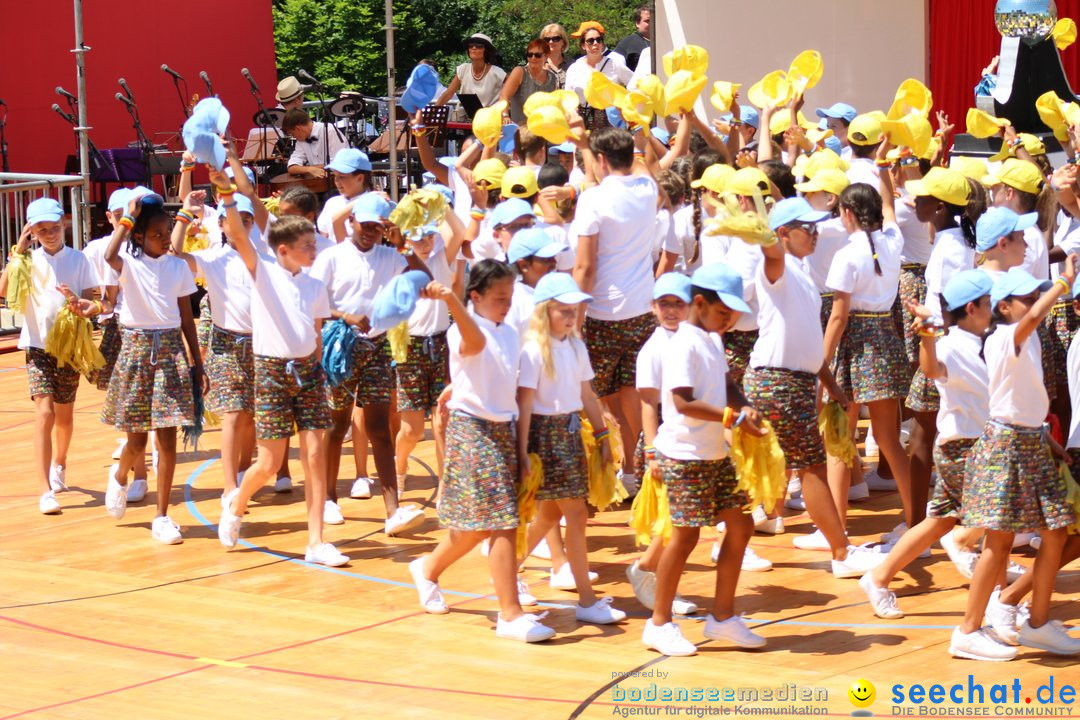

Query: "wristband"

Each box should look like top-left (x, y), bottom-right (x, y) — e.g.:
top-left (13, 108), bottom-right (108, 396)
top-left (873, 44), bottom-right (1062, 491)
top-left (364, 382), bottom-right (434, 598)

top-left (181, 163), bottom-right (196, 173)
top-left (222, 201), bottom-right (238, 209)
top-left (1055, 276), bottom-right (1072, 294)
top-left (175, 210), bottom-right (194, 224)
top-left (93, 299), bottom-right (104, 316)
top-left (592, 426), bottom-right (610, 441)
top-left (918, 327), bottom-right (944, 339)
top-left (469, 209), bottom-right (486, 221)
top-left (733, 410), bottom-right (747, 428)
top-left (118, 216), bottom-right (135, 230)
top-left (722, 406), bottom-right (734, 428)
top-left (567, 183), bottom-right (577, 201)
top-left (874, 159), bottom-right (892, 168)
top-left (215, 184), bottom-right (238, 196)
top-left (644, 448), bottom-right (656, 461)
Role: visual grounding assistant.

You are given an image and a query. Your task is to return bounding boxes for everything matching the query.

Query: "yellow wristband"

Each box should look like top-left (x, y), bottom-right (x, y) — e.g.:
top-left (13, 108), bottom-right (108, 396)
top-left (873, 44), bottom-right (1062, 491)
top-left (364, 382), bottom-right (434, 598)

top-left (1055, 277), bottom-right (1072, 294)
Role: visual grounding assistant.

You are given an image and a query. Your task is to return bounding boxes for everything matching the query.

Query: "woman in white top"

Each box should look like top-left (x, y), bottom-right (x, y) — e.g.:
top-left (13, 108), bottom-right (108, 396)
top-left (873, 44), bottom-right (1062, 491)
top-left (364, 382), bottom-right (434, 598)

top-left (435, 33), bottom-right (507, 109)
top-left (950, 264), bottom-right (1080, 661)
top-left (563, 21), bottom-right (632, 130)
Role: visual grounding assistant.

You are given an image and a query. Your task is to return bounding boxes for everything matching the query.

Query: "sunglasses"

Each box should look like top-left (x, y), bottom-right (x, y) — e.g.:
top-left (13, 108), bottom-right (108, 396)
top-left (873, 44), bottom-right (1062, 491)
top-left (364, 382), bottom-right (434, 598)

top-left (788, 221), bottom-right (820, 234)
top-left (467, 43), bottom-right (485, 49)
top-left (543, 36), bottom-right (563, 43)
top-left (583, 36), bottom-right (604, 45)
top-left (526, 52), bottom-right (545, 59)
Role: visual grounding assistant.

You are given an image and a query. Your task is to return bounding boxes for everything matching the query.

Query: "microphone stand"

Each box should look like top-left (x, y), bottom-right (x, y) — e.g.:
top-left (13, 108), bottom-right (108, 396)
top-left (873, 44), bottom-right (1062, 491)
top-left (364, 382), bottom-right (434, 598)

top-left (171, 74), bottom-right (192, 120)
top-left (300, 72), bottom-right (345, 174)
top-left (0, 104), bottom-right (9, 173)
top-left (53, 104), bottom-right (110, 179)
top-left (247, 79), bottom-right (277, 186)
top-left (119, 96), bottom-right (154, 186)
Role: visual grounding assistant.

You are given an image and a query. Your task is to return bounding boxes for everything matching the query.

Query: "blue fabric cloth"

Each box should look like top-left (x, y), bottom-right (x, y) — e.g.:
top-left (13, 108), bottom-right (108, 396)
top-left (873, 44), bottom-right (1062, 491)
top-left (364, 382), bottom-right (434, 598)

top-left (370, 270), bottom-right (430, 333)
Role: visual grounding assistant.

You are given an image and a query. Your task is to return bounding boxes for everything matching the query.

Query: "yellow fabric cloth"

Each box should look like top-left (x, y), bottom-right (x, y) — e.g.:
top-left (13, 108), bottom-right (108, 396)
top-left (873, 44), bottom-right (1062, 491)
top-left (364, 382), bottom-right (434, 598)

top-left (730, 420), bottom-right (787, 511)
top-left (703, 192), bottom-right (777, 246)
top-left (628, 467), bottom-right (672, 546)
top-left (516, 452), bottom-right (544, 561)
top-left (389, 188), bottom-right (447, 234)
top-left (818, 401), bottom-right (857, 467)
top-left (203, 409), bottom-right (221, 428)
top-left (387, 321), bottom-right (411, 364)
top-left (5, 251), bottom-right (33, 314)
top-left (44, 306), bottom-right (105, 375)
top-left (580, 414), bottom-right (627, 511)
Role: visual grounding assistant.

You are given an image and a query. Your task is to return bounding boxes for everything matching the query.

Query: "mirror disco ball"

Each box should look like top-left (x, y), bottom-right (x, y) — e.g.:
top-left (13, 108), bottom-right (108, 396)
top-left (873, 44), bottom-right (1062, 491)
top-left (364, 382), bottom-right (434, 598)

top-left (995, 0), bottom-right (1058, 43)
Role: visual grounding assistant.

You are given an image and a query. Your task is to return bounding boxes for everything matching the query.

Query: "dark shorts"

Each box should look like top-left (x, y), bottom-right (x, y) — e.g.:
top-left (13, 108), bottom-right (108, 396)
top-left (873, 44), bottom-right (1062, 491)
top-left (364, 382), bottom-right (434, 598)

top-left (206, 326), bottom-right (255, 414)
top-left (395, 332), bottom-right (449, 412)
top-left (743, 366), bottom-right (826, 470)
top-left (102, 328), bottom-right (196, 432)
top-left (656, 454), bottom-right (745, 527)
top-left (584, 312), bottom-right (656, 398)
top-left (26, 348), bottom-right (80, 404)
top-left (328, 336), bottom-right (394, 410)
top-left (438, 411), bottom-right (519, 531)
top-left (254, 353), bottom-right (332, 440)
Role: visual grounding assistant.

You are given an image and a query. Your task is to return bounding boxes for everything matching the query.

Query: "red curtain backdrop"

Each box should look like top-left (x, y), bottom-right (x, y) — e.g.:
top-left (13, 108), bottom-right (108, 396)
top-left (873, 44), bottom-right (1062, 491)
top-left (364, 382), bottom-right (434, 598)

top-left (930, 0), bottom-right (1080, 135)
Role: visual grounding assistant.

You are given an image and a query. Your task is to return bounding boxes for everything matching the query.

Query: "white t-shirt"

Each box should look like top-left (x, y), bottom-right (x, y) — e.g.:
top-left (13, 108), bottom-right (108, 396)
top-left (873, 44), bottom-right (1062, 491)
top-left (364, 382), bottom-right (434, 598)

top-left (751, 255), bottom-right (824, 373)
top-left (447, 312), bottom-right (519, 422)
top-left (895, 194), bottom-right (934, 266)
top-left (518, 336), bottom-right (595, 415)
top-left (506, 279), bottom-right (537, 337)
top-left (934, 327), bottom-right (990, 444)
top-left (984, 323), bottom-right (1048, 428)
top-left (81, 236), bottom-right (121, 321)
top-left (1067, 330), bottom-right (1080, 449)
top-left (309, 241), bottom-right (407, 339)
top-left (636, 325), bottom-right (677, 391)
top-left (117, 252), bottom-right (197, 330)
top-left (408, 236), bottom-right (453, 336)
top-left (1052, 211), bottom-right (1080, 282)
top-left (316, 192), bottom-right (366, 244)
top-left (18, 246), bottom-right (97, 351)
top-left (698, 230), bottom-right (732, 268)
top-left (801, 216), bottom-right (847, 294)
top-left (565, 52), bottom-right (633, 105)
top-left (924, 227), bottom-right (976, 318)
top-left (1020, 225), bottom-right (1050, 280)
top-left (469, 216), bottom-right (504, 262)
top-left (251, 258), bottom-right (330, 358)
top-left (826, 223), bottom-right (903, 312)
top-left (846, 157), bottom-right (880, 189)
top-left (191, 246), bottom-right (253, 333)
top-left (572, 174), bottom-right (658, 321)
top-left (654, 323), bottom-right (729, 460)
top-left (723, 239), bottom-right (763, 332)
top-left (454, 63), bottom-right (508, 107)
top-left (668, 205), bottom-right (703, 273)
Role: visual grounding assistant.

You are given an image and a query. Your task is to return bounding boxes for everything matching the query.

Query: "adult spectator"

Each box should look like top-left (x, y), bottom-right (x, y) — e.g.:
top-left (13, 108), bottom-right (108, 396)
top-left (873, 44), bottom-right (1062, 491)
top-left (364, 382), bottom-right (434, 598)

top-left (435, 33), bottom-right (507, 109)
top-left (565, 22), bottom-right (633, 130)
top-left (500, 39), bottom-right (559, 125)
top-left (614, 6), bottom-right (651, 72)
top-left (539, 23), bottom-right (571, 88)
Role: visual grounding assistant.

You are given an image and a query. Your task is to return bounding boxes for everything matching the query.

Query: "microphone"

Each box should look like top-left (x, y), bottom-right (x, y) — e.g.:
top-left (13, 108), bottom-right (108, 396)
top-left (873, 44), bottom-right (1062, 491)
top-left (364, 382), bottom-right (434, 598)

top-left (241, 67), bottom-right (259, 92)
top-left (200, 71), bottom-right (214, 94)
top-left (52, 104), bottom-right (76, 124)
top-left (119, 77), bottom-right (134, 100)
top-left (115, 92), bottom-right (135, 108)
top-left (56, 86), bottom-right (78, 103)
top-left (298, 69), bottom-right (320, 86)
top-left (161, 64), bottom-right (184, 81)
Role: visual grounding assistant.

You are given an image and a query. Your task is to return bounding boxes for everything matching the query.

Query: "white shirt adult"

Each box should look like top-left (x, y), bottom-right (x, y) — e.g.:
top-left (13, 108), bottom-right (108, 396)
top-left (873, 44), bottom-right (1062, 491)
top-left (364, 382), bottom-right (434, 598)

top-left (751, 254), bottom-right (824, 373)
top-left (826, 223), bottom-right (904, 312)
top-left (565, 52), bottom-right (633, 105)
top-left (287, 123), bottom-right (349, 169)
top-left (190, 246), bottom-right (254, 333)
top-left (117, 252), bottom-right (196, 330)
top-left (654, 322), bottom-right (729, 460)
top-left (251, 257), bottom-right (330, 358)
top-left (984, 322), bottom-right (1048, 428)
top-left (309, 241), bottom-right (407, 339)
top-left (18, 246), bottom-right (97, 350)
top-left (447, 312), bottom-right (519, 422)
top-left (408, 235), bottom-right (454, 336)
top-left (923, 227), bottom-right (976, 318)
top-left (518, 336), bottom-right (595, 415)
top-left (572, 173), bottom-right (657, 321)
top-left (453, 63), bottom-right (507, 107)
top-left (934, 327), bottom-right (990, 445)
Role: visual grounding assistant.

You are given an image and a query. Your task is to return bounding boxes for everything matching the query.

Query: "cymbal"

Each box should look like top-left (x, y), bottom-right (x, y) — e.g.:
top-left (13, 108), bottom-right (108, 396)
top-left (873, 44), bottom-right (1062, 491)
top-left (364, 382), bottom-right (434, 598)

top-left (329, 96), bottom-right (368, 118)
top-left (253, 107), bottom-right (287, 128)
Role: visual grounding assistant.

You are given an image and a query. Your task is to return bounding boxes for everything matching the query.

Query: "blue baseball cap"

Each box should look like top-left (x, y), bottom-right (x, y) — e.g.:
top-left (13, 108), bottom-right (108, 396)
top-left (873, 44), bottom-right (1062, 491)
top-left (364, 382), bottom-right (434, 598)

top-left (768, 197), bottom-right (831, 231)
top-left (217, 194), bottom-right (254, 218)
top-left (400, 64), bottom-right (439, 114)
top-left (327, 148), bottom-right (373, 174)
top-left (107, 188), bottom-right (130, 213)
top-left (370, 270), bottom-right (431, 333)
top-left (26, 197), bottom-right (63, 225)
top-left (690, 263), bottom-right (751, 312)
top-left (651, 127), bottom-right (671, 147)
top-left (975, 207), bottom-right (1038, 252)
top-left (352, 193), bottom-right (392, 224)
top-left (824, 135), bottom-right (843, 156)
top-left (533, 271), bottom-right (592, 304)
top-left (549, 142), bottom-right (576, 155)
top-left (990, 267), bottom-right (1053, 307)
top-left (507, 227), bottom-right (564, 263)
top-left (406, 223), bottom-right (440, 242)
top-left (489, 198), bottom-right (533, 228)
top-left (815, 103), bottom-right (857, 123)
top-left (653, 272), bottom-right (692, 303)
top-left (130, 185), bottom-right (164, 207)
top-left (226, 165), bottom-right (257, 186)
top-left (943, 269), bottom-right (994, 312)
top-left (499, 123), bottom-right (518, 154)
top-left (739, 105), bottom-right (759, 129)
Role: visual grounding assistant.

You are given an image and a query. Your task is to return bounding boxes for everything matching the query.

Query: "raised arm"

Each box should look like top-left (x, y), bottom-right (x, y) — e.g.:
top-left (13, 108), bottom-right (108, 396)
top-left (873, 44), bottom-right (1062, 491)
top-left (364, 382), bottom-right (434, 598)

top-left (876, 139), bottom-right (897, 226)
top-left (1015, 254), bottom-right (1077, 348)
top-left (435, 74), bottom-right (462, 107)
top-left (427, 280), bottom-right (485, 356)
top-left (0, 223), bottom-right (32, 298)
top-left (170, 190), bottom-right (207, 274)
top-left (412, 110), bottom-right (450, 185)
top-left (227, 148), bottom-right (270, 231)
top-left (103, 193), bottom-right (145, 272)
top-left (210, 168), bottom-right (258, 276)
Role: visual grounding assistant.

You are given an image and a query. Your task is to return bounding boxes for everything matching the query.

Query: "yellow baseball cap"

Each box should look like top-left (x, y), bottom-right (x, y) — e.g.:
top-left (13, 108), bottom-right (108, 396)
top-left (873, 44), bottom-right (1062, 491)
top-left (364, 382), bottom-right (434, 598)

top-left (710, 81), bottom-right (741, 113)
top-left (726, 167), bottom-right (772, 197)
top-left (787, 50), bottom-right (824, 94)
top-left (473, 158), bottom-right (507, 186)
top-left (473, 101), bottom-right (507, 148)
top-left (949, 155), bottom-right (990, 182)
top-left (663, 70), bottom-right (707, 115)
top-left (987, 158), bottom-right (1044, 195)
top-left (747, 70), bottom-right (792, 110)
top-left (848, 113), bottom-right (884, 146)
top-left (966, 108), bottom-right (1010, 139)
top-left (989, 132), bottom-right (1047, 163)
top-left (881, 113), bottom-right (933, 157)
top-left (802, 148), bottom-right (849, 178)
top-left (585, 71), bottom-right (627, 110)
top-left (887, 78), bottom-right (933, 120)
top-left (662, 45), bottom-right (709, 80)
top-left (1054, 17), bottom-right (1077, 51)
top-left (690, 163), bottom-right (735, 193)
top-left (794, 168), bottom-right (850, 196)
top-left (905, 167), bottom-right (971, 207)
top-left (528, 104), bottom-right (573, 144)
top-left (501, 166), bottom-right (538, 198)
top-left (768, 110), bottom-right (813, 137)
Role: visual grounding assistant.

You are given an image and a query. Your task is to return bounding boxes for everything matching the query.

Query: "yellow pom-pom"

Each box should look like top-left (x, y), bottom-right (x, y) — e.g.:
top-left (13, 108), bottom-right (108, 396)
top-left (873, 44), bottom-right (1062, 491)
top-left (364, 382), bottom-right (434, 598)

top-left (818, 401), bottom-right (857, 468)
top-left (5, 251), bottom-right (34, 314)
top-left (516, 452), bottom-right (545, 561)
top-left (730, 420), bottom-right (787, 510)
top-left (44, 306), bottom-right (105, 376)
top-left (628, 467), bottom-right (672, 546)
top-left (387, 321), bottom-right (411, 364)
top-left (580, 414), bottom-right (628, 511)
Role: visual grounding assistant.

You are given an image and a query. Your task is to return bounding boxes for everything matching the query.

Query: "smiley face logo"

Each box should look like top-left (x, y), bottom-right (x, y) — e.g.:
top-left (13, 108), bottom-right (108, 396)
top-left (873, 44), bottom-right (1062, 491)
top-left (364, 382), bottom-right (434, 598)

top-left (848, 679), bottom-right (876, 709)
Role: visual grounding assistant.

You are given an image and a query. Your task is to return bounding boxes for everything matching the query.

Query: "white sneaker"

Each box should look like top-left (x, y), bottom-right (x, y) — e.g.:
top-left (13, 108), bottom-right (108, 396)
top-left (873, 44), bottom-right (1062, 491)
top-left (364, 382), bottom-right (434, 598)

top-left (126, 478), bottom-right (148, 503)
top-left (793, 529), bottom-right (831, 551)
top-left (940, 530), bottom-right (979, 579)
top-left (304, 542), bottom-right (349, 567)
top-left (479, 538), bottom-right (490, 556)
top-left (49, 465), bottom-right (67, 493)
top-left (39, 491), bottom-right (61, 515)
top-left (323, 499), bottom-right (345, 525)
top-left (517, 579), bottom-right (537, 606)
top-left (627, 560), bottom-right (657, 610)
top-left (550, 563), bottom-right (597, 590)
top-left (409, 557), bottom-right (449, 614)
top-left (880, 522), bottom-right (908, 544)
top-left (788, 474), bottom-right (802, 499)
top-left (112, 438), bottom-right (126, 460)
top-left (863, 468), bottom-right (897, 491)
top-left (218, 489), bottom-right (242, 548)
top-left (385, 504), bottom-right (425, 536)
top-left (859, 572), bottom-right (904, 618)
top-left (576, 597), bottom-right (627, 624)
top-left (703, 614), bottom-right (766, 648)
top-left (985, 587), bottom-right (1019, 645)
top-left (642, 619), bottom-right (697, 656)
top-left (496, 612), bottom-right (555, 642)
top-left (832, 545), bottom-right (886, 579)
top-left (710, 540), bottom-right (721, 563)
top-left (949, 626), bottom-right (1018, 661)
top-left (1029, 534), bottom-right (1042, 550)
top-left (785, 495), bottom-right (807, 511)
top-left (350, 477), bottom-right (373, 499)
top-left (672, 595), bottom-right (698, 615)
top-left (105, 464), bottom-right (127, 519)
top-left (273, 475), bottom-right (293, 493)
top-left (530, 538), bottom-right (552, 560)
top-left (752, 506), bottom-right (784, 535)
top-left (864, 429), bottom-right (879, 456)
top-left (1016, 602), bottom-right (1031, 629)
top-left (1006, 561), bottom-right (1027, 583)
top-left (1012, 532), bottom-right (1036, 549)
top-left (617, 470), bottom-right (639, 497)
top-left (1019, 620), bottom-right (1080, 655)
top-left (741, 547), bottom-right (772, 572)
top-left (151, 516), bottom-right (183, 545)
top-left (848, 482), bottom-right (870, 501)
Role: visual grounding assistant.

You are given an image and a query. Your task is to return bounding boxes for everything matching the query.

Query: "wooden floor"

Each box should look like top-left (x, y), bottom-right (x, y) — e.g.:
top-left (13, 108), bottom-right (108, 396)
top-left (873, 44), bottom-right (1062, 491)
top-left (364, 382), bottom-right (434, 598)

top-left (1, 349), bottom-right (1078, 720)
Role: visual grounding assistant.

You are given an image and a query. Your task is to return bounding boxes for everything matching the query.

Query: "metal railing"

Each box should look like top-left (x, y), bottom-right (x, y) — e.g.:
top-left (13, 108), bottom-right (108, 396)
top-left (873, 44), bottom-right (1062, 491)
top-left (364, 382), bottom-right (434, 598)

top-left (1, 173), bottom-right (89, 334)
